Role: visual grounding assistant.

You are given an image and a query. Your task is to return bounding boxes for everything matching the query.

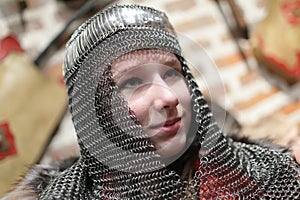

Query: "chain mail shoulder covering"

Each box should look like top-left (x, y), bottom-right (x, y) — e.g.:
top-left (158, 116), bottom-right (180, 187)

top-left (38, 4), bottom-right (300, 199)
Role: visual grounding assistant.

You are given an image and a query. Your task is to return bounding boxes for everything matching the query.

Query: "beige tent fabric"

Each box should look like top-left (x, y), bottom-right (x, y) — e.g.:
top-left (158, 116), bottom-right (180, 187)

top-left (0, 52), bottom-right (67, 195)
top-left (251, 0), bottom-right (300, 83)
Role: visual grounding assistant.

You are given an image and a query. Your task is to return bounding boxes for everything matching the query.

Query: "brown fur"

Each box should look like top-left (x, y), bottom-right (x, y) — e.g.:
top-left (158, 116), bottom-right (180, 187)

top-left (1, 157), bottom-right (78, 199)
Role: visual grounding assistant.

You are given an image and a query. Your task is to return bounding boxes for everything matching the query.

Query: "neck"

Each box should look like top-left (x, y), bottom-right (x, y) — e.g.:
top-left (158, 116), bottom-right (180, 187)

top-left (166, 142), bottom-right (200, 180)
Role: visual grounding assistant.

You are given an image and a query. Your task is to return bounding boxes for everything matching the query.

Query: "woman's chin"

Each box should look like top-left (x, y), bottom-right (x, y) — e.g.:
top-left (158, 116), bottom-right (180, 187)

top-left (156, 136), bottom-right (187, 161)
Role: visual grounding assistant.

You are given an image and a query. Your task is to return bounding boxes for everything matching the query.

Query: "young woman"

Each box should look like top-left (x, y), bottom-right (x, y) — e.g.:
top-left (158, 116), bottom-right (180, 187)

top-left (3, 4), bottom-right (299, 199)
top-left (110, 49), bottom-right (199, 181)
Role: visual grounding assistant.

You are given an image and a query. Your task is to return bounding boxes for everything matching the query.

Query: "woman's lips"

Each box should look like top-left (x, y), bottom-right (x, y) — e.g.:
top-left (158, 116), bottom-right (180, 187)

top-left (149, 117), bottom-right (181, 135)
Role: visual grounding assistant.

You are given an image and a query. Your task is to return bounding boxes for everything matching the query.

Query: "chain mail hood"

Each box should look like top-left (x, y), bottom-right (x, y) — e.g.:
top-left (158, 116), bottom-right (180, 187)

top-left (38, 4), bottom-right (300, 199)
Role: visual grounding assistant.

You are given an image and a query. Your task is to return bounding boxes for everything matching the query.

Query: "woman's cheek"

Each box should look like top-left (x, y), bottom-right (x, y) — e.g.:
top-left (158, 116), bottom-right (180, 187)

top-left (172, 82), bottom-right (191, 112)
top-left (128, 100), bottom-right (148, 126)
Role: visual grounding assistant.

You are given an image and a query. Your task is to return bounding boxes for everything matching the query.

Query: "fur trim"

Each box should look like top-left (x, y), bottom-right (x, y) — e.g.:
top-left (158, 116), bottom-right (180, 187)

top-left (1, 157), bottom-right (78, 199)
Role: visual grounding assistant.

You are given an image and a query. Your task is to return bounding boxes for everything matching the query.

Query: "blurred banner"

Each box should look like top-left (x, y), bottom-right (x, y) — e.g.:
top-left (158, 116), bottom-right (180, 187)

top-left (0, 35), bottom-right (67, 195)
top-left (251, 0), bottom-right (300, 84)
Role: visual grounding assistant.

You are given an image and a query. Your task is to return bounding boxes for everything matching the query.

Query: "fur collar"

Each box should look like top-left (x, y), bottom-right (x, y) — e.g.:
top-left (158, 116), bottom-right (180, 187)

top-left (1, 157), bottom-right (78, 199)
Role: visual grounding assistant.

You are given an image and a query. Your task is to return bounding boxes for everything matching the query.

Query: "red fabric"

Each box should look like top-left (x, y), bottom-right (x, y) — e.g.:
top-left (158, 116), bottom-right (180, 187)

top-left (281, 0), bottom-right (300, 25)
top-left (0, 122), bottom-right (17, 160)
top-left (0, 35), bottom-right (23, 61)
top-left (193, 151), bottom-right (263, 199)
top-left (258, 36), bottom-right (300, 79)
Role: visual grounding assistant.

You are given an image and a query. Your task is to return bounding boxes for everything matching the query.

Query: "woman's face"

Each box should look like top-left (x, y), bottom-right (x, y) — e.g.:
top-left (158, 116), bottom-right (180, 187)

top-left (111, 49), bottom-right (191, 159)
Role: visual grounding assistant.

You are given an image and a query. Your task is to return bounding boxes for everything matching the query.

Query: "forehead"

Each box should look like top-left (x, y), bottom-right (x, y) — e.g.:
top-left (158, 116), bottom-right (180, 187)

top-left (111, 49), bottom-right (181, 79)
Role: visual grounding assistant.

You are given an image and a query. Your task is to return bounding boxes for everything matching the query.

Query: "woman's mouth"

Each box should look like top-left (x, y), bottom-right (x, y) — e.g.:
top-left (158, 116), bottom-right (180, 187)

top-left (148, 117), bottom-right (181, 136)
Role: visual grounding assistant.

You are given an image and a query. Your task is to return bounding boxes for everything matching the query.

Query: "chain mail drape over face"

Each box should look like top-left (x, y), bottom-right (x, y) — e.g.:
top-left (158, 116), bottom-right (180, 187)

top-left (39, 4), bottom-right (300, 199)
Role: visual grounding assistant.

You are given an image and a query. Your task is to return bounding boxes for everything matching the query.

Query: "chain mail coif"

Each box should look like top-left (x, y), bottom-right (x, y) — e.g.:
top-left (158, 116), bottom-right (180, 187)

top-left (40, 4), bottom-right (300, 199)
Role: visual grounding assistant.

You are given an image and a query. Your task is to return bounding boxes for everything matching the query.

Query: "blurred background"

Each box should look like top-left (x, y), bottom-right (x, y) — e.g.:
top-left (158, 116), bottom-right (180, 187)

top-left (0, 0), bottom-right (300, 196)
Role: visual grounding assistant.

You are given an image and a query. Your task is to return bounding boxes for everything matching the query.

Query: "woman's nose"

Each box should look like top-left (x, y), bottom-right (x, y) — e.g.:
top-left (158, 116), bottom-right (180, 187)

top-left (150, 83), bottom-right (179, 110)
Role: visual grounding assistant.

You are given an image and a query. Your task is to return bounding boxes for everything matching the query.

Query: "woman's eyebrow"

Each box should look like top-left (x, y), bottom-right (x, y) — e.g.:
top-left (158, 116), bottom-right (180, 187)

top-left (163, 58), bottom-right (182, 70)
top-left (111, 62), bottom-right (139, 81)
top-left (164, 59), bottom-right (176, 65)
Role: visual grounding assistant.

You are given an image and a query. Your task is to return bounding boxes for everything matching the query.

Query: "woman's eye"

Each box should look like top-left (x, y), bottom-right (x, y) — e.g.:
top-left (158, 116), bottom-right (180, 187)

top-left (120, 77), bottom-right (142, 89)
top-left (164, 69), bottom-right (180, 79)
